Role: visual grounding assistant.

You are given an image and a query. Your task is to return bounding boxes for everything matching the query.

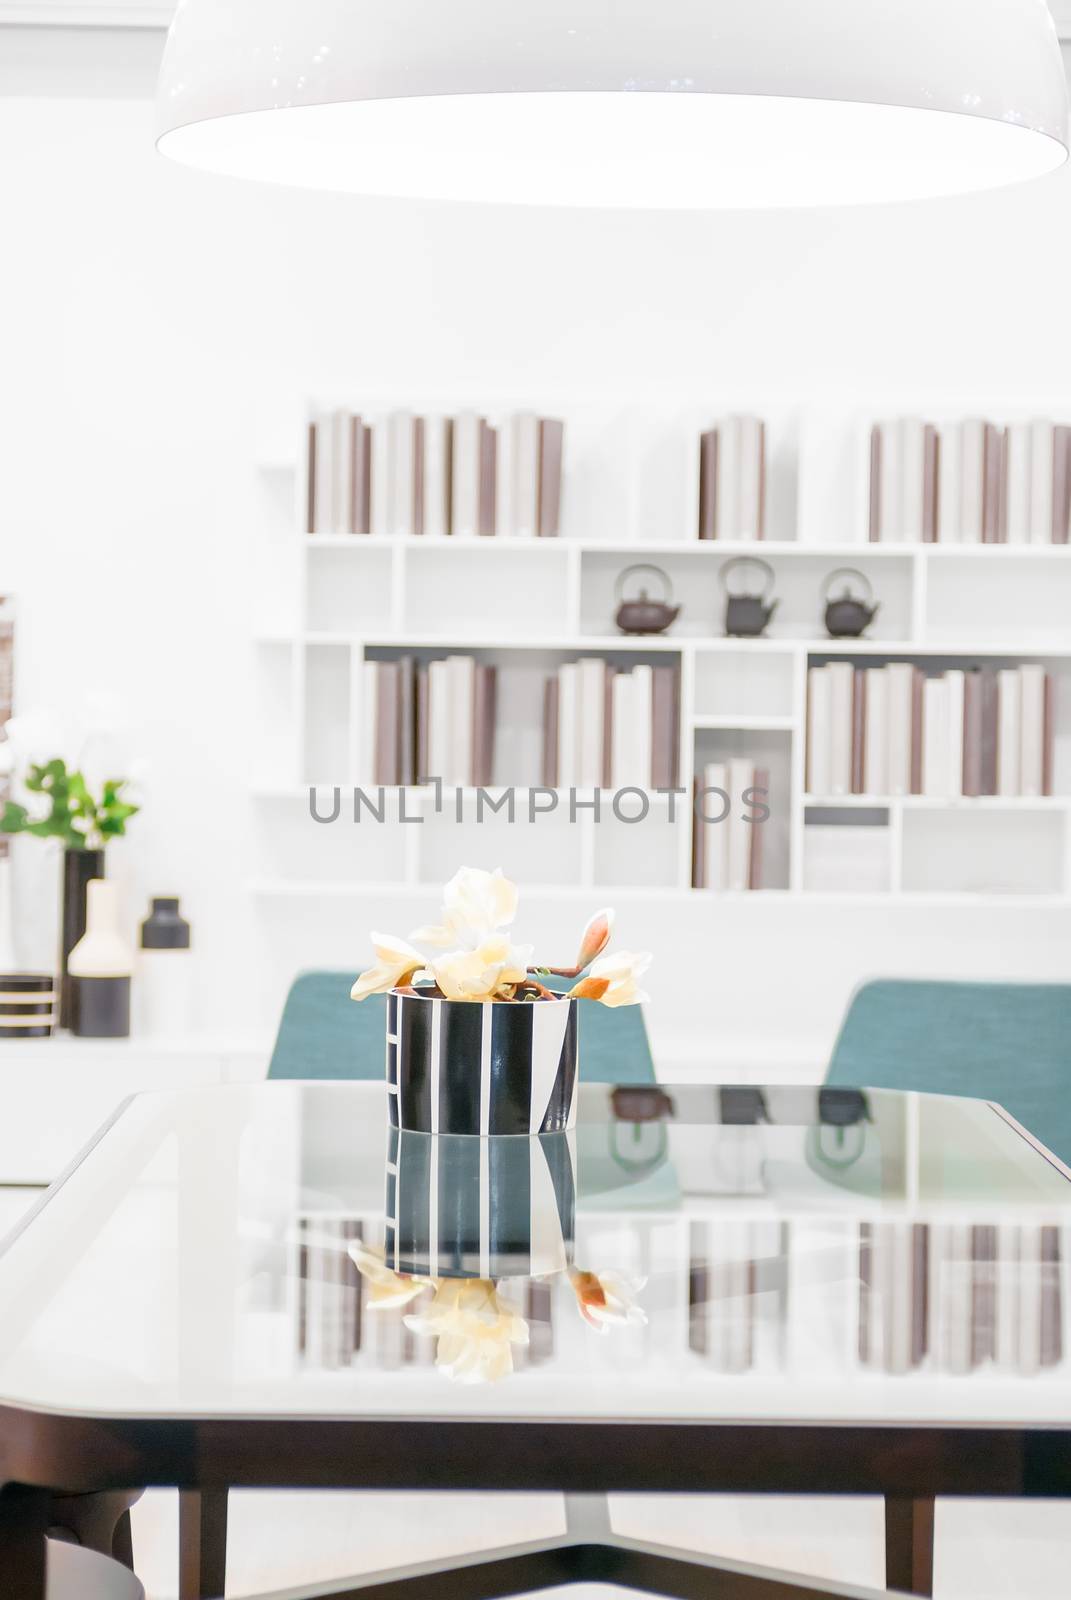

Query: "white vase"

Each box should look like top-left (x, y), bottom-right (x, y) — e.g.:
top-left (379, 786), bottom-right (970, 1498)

top-left (68, 880), bottom-right (133, 1038)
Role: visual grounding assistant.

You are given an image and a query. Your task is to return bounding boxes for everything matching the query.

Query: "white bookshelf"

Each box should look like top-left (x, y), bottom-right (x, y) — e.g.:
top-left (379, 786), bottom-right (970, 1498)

top-left (251, 403), bottom-right (1071, 905)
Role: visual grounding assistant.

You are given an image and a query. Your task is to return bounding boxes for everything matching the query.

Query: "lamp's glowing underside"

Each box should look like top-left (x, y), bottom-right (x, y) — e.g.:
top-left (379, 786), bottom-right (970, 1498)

top-left (156, 0), bottom-right (1070, 207)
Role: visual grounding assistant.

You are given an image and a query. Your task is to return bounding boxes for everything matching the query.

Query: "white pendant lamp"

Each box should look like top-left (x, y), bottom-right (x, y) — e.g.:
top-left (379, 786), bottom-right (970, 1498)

top-left (156, 0), bottom-right (1069, 208)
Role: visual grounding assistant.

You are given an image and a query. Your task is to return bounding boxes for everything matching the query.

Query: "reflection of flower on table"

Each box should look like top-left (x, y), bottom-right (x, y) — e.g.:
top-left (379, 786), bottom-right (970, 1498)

top-left (351, 1244), bottom-right (647, 1384)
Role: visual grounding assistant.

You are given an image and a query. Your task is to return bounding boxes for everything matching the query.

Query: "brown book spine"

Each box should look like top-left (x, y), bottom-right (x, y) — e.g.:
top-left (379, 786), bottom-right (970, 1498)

top-left (416, 665), bottom-right (430, 784)
top-left (538, 419), bottom-right (564, 538)
top-left (962, 670), bottom-right (984, 797)
top-left (983, 423), bottom-right (1004, 544)
top-left (397, 656), bottom-right (415, 786)
top-left (910, 668), bottom-right (924, 795)
top-left (980, 671), bottom-right (999, 796)
top-left (851, 669), bottom-right (866, 795)
top-left (306, 422), bottom-right (317, 535)
top-left (923, 425), bottom-right (939, 543)
top-left (1043, 673), bottom-right (1055, 796)
top-left (375, 662), bottom-right (399, 787)
top-left (542, 677), bottom-right (559, 788)
top-left (412, 417), bottom-right (425, 537)
top-left (1054, 427), bottom-right (1071, 545)
top-left (472, 665), bottom-right (497, 786)
top-left (352, 418), bottom-right (372, 536)
top-left (869, 425), bottom-right (882, 543)
top-left (748, 766), bottom-right (768, 890)
top-left (602, 667), bottom-right (614, 789)
top-left (478, 420), bottom-right (497, 537)
top-left (692, 778), bottom-right (706, 889)
top-left (651, 667), bottom-right (675, 789)
top-left (698, 429), bottom-right (718, 541)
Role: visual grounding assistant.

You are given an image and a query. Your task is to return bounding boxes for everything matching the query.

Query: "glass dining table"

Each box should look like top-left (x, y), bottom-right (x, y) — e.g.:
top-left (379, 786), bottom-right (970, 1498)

top-left (1, 1079), bottom-right (1071, 1600)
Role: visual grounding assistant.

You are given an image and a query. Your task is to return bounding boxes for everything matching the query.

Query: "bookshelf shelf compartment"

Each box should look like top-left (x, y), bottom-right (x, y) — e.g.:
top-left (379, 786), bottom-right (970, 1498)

top-left (306, 544), bottom-right (394, 633)
top-left (900, 807), bottom-right (1065, 898)
top-left (402, 544), bottom-right (575, 638)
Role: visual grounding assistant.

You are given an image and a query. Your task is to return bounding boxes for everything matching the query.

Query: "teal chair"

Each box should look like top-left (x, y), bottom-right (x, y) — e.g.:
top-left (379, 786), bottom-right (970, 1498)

top-left (268, 970), bottom-right (657, 1084)
top-left (826, 978), bottom-right (1071, 1166)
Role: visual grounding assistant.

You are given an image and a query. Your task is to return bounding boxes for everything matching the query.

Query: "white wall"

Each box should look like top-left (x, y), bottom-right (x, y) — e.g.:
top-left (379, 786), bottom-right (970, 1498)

top-left (2, 32), bottom-right (1070, 1067)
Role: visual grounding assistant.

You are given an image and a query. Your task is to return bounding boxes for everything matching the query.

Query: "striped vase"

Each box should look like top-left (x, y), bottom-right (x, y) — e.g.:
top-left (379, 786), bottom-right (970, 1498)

top-left (384, 1126), bottom-right (576, 1279)
top-left (387, 990), bottom-right (578, 1135)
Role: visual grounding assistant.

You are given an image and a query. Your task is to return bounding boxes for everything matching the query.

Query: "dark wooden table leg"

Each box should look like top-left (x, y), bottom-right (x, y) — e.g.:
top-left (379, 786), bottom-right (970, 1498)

top-left (0, 1485), bottom-right (50, 1600)
top-left (113, 1507), bottom-right (135, 1570)
top-left (180, 1488), bottom-right (229, 1600)
top-left (885, 1495), bottom-right (934, 1596)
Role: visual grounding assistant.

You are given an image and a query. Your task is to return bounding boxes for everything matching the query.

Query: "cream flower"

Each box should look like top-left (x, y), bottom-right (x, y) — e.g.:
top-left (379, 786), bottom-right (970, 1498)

top-left (428, 936), bottom-right (534, 1002)
top-left (588, 949), bottom-right (652, 1007)
top-left (350, 933), bottom-right (425, 1001)
top-left (405, 1278), bottom-right (529, 1384)
top-left (349, 1242), bottom-right (429, 1309)
top-left (575, 907), bottom-right (615, 971)
top-left (411, 866), bottom-right (519, 950)
top-left (569, 1268), bottom-right (648, 1333)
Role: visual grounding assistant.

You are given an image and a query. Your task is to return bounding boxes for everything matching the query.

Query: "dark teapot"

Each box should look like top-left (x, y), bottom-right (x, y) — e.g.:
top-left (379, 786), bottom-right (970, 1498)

top-left (823, 568), bottom-right (879, 639)
top-left (614, 564), bottom-right (681, 635)
top-left (721, 556), bottom-right (778, 638)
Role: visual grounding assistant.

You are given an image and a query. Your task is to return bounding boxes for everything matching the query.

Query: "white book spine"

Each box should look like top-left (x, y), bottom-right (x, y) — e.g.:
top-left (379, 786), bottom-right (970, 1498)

top-left (827, 662), bottom-right (854, 797)
top-left (448, 656), bottom-right (475, 788)
top-left (936, 422), bottom-right (962, 544)
top-left (313, 413), bottom-right (333, 538)
top-left (959, 420), bottom-right (986, 544)
top-left (702, 761), bottom-right (728, 891)
top-left (370, 417), bottom-right (391, 538)
top-left (632, 665), bottom-right (654, 789)
top-left (510, 412), bottom-right (541, 539)
top-left (451, 412), bottom-right (481, 538)
top-left (886, 664), bottom-right (915, 796)
top-left (428, 661), bottom-right (452, 786)
top-left (577, 657), bottom-right (606, 790)
top-left (1019, 664), bottom-right (1046, 797)
top-left (1029, 421), bottom-right (1055, 546)
top-left (806, 667), bottom-right (832, 796)
top-left (863, 666), bottom-right (889, 797)
top-left (494, 414), bottom-right (513, 538)
top-left (997, 668), bottom-right (1022, 797)
top-left (878, 420), bottom-right (902, 542)
top-left (944, 670), bottom-right (965, 801)
top-left (714, 416), bottom-right (741, 539)
top-left (332, 409), bottom-right (353, 537)
top-left (422, 415), bottom-right (450, 538)
top-left (387, 411), bottom-right (416, 537)
top-left (1004, 422), bottom-right (1033, 546)
top-left (900, 418), bottom-right (925, 543)
top-left (610, 671), bottom-right (634, 789)
top-left (558, 664), bottom-right (580, 791)
top-left (726, 757), bottom-right (754, 891)
top-left (922, 676), bottom-right (949, 797)
top-left (736, 416), bottom-right (764, 541)
top-left (360, 661), bottom-right (378, 783)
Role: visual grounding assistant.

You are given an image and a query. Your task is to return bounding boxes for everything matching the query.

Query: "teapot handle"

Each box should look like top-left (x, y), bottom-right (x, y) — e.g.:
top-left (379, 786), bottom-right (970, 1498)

top-left (614, 563), bottom-right (674, 605)
top-left (719, 555), bottom-right (776, 600)
top-left (821, 566), bottom-right (875, 605)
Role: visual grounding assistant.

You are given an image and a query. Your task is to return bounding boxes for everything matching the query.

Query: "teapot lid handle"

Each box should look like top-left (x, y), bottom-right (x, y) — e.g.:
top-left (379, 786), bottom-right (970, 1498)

top-left (614, 563), bottom-right (674, 605)
top-left (821, 566), bottom-right (874, 605)
top-left (719, 555), bottom-right (776, 599)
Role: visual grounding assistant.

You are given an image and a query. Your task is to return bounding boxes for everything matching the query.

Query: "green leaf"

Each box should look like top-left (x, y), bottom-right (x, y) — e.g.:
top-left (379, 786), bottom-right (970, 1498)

top-left (0, 801), bottom-right (29, 834)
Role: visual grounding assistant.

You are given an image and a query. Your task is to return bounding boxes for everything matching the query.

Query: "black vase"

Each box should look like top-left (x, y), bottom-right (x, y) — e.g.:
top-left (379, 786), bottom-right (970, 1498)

top-left (61, 846), bottom-right (104, 1029)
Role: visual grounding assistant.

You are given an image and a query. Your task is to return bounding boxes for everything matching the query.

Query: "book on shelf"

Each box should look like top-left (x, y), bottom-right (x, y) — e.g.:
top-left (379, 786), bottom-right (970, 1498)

top-left (692, 761), bottom-right (766, 893)
top-left (364, 654), bottom-right (496, 787)
top-left (697, 415), bottom-right (765, 541)
top-left (305, 408), bottom-right (564, 539)
top-left (542, 660), bottom-right (680, 791)
top-left (869, 413), bottom-right (1071, 544)
top-left (806, 662), bottom-right (1055, 800)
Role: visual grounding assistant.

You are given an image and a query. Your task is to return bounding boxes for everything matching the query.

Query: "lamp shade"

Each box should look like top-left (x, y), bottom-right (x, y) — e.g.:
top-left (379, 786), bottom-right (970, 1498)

top-left (156, 0), bottom-right (1069, 208)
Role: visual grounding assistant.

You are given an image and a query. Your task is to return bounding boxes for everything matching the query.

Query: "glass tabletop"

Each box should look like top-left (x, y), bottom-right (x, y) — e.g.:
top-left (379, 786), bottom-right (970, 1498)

top-left (2, 1080), bottom-right (1070, 1426)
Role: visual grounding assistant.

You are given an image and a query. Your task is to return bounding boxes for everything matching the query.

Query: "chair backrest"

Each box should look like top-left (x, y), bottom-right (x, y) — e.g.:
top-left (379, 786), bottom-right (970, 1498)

top-left (268, 970), bottom-right (657, 1084)
top-left (826, 978), bottom-right (1071, 1164)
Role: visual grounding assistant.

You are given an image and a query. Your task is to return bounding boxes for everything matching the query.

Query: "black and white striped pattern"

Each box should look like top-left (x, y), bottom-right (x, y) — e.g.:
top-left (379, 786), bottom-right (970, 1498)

top-left (0, 974), bottom-right (56, 1039)
top-left (384, 1126), bottom-right (576, 1280)
top-left (386, 991), bottom-right (578, 1135)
